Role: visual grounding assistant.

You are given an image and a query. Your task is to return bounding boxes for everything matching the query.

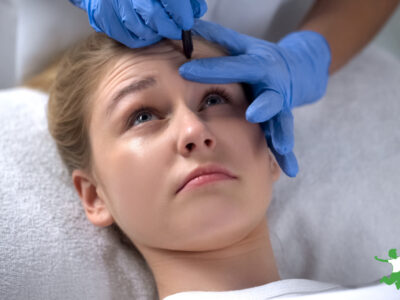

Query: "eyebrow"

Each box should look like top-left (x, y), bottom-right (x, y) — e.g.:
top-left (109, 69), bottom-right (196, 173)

top-left (106, 76), bottom-right (157, 118)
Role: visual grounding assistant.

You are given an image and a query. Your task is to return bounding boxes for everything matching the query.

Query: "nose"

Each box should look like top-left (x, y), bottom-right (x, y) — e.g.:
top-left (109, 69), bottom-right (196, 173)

top-left (176, 107), bottom-right (216, 157)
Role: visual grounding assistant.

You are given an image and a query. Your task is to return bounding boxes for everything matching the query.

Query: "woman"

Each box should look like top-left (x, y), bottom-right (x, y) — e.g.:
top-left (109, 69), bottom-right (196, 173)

top-left (47, 33), bottom-right (348, 299)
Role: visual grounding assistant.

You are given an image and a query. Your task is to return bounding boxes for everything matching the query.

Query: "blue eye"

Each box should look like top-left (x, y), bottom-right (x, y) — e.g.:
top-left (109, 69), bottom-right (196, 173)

top-left (203, 94), bottom-right (227, 108)
top-left (125, 106), bottom-right (159, 129)
top-left (134, 111), bottom-right (155, 126)
top-left (130, 108), bottom-right (158, 127)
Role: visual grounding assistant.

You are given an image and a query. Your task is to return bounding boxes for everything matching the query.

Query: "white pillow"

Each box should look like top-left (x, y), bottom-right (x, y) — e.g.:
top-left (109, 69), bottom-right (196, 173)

top-left (0, 0), bottom-right (93, 89)
top-left (0, 44), bottom-right (399, 299)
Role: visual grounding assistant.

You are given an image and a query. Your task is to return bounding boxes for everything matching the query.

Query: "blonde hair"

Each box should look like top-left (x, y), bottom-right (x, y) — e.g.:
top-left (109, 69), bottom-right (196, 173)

top-left (47, 33), bottom-right (135, 177)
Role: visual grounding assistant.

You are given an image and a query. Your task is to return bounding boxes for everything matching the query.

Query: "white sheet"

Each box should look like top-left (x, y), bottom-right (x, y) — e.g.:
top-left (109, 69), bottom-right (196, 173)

top-left (163, 279), bottom-right (398, 299)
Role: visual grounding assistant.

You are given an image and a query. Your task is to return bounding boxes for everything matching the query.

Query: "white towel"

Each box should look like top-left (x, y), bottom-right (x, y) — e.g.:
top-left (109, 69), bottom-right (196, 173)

top-left (1, 44), bottom-right (400, 299)
top-left (0, 88), bottom-right (157, 299)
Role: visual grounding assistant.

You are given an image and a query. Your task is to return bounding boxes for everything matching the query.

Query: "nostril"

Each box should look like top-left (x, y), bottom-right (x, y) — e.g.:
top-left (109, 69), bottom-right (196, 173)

top-left (185, 139), bottom-right (213, 152)
top-left (186, 143), bottom-right (195, 151)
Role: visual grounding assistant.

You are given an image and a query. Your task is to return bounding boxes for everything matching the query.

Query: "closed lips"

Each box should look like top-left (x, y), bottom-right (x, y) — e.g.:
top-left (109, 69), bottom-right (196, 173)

top-left (176, 164), bottom-right (237, 194)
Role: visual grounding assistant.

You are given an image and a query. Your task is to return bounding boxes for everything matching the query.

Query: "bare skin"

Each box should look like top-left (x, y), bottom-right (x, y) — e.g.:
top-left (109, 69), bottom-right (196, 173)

top-left (72, 40), bottom-right (281, 300)
top-left (300, 0), bottom-right (400, 73)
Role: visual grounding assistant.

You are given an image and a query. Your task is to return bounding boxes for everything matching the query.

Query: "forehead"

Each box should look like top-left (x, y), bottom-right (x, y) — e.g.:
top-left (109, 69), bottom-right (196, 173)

top-left (108, 37), bottom-right (227, 76)
top-left (92, 37), bottom-right (228, 106)
top-left (147, 37), bottom-right (228, 61)
top-left (89, 38), bottom-right (229, 125)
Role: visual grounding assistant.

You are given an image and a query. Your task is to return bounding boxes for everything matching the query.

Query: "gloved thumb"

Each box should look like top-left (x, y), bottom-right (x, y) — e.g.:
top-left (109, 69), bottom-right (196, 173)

top-left (269, 109), bottom-right (294, 155)
top-left (246, 90), bottom-right (283, 123)
top-left (270, 147), bottom-right (299, 177)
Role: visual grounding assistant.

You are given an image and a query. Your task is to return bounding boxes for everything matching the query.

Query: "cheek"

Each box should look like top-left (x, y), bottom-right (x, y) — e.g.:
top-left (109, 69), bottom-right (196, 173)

top-left (228, 119), bottom-right (274, 206)
top-left (93, 138), bottom-right (169, 244)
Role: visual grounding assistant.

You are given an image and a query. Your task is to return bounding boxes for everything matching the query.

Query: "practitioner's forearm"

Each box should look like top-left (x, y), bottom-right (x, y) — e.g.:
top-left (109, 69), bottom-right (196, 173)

top-left (299, 0), bottom-right (400, 74)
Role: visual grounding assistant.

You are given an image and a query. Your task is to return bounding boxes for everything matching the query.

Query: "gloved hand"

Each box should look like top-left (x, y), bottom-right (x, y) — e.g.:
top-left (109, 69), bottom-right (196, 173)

top-left (179, 20), bottom-right (331, 177)
top-left (69, 0), bottom-right (207, 48)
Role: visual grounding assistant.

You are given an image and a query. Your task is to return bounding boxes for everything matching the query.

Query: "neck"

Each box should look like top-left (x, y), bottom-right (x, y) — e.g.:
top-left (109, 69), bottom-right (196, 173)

top-left (138, 218), bottom-right (280, 300)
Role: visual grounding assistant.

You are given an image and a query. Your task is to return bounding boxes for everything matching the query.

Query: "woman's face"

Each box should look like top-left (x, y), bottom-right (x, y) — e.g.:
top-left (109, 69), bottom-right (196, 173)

top-left (74, 40), bottom-right (280, 252)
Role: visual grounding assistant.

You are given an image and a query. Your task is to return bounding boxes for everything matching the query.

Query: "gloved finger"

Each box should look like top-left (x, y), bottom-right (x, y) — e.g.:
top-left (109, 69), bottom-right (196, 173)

top-left (90, 2), bottom-right (161, 48)
top-left (190, 0), bottom-right (208, 18)
top-left (191, 19), bottom-right (249, 55)
top-left (269, 109), bottom-right (294, 155)
top-left (160, 0), bottom-right (195, 30)
top-left (269, 147), bottom-right (299, 178)
top-left (246, 90), bottom-right (283, 123)
top-left (179, 55), bottom-right (263, 84)
top-left (115, 27), bottom-right (162, 48)
top-left (117, 1), bottom-right (158, 41)
top-left (133, 0), bottom-right (181, 40)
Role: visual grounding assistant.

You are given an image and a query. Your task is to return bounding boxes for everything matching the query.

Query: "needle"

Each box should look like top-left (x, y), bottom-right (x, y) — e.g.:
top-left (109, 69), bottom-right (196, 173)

top-left (182, 30), bottom-right (193, 59)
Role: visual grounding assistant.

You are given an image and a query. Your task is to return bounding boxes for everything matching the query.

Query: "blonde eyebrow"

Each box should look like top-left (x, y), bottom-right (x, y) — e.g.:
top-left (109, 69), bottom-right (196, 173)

top-left (106, 77), bottom-right (157, 119)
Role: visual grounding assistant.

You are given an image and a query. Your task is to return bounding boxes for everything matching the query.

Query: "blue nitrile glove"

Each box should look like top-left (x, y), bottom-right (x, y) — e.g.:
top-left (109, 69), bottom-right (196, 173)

top-left (69, 0), bottom-right (207, 48)
top-left (179, 20), bottom-right (331, 177)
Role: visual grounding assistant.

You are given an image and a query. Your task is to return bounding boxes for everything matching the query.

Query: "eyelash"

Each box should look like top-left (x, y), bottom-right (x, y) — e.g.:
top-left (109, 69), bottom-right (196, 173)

top-left (125, 87), bottom-right (233, 129)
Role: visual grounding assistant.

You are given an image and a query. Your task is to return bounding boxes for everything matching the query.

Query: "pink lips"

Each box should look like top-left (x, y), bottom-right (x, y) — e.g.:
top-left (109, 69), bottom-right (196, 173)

top-left (176, 164), bottom-right (237, 194)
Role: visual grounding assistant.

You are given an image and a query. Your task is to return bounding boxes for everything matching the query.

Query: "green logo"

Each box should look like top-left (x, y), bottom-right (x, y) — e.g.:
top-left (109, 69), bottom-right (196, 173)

top-left (375, 248), bottom-right (400, 290)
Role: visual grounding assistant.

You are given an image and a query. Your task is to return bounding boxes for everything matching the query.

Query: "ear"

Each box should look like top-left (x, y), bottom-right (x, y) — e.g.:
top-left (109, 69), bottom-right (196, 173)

top-left (267, 148), bottom-right (281, 182)
top-left (72, 169), bottom-right (114, 227)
